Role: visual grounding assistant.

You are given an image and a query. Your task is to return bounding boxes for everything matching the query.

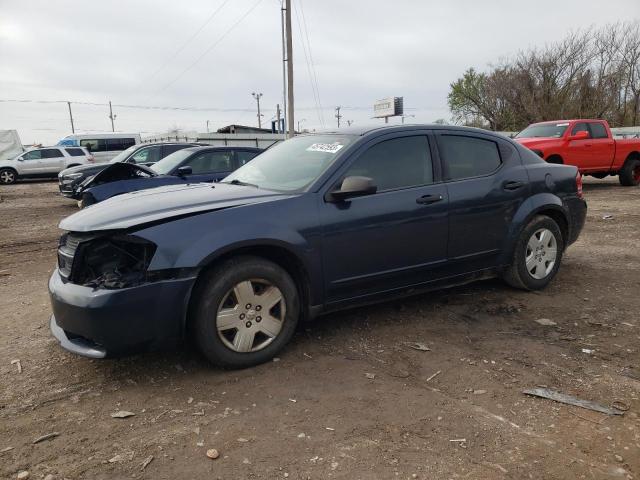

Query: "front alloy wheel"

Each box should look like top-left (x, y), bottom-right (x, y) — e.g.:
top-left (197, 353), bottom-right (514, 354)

top-left (193, 256), bottom-right (299, 368)
top-left (0, 169), bottom-right (16, 184)
top-left (216, 279), bottom-right (286, 353)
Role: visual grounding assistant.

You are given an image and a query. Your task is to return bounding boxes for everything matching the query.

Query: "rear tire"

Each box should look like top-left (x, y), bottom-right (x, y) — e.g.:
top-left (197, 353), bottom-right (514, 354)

top-left (0, 168), bottom-right (17, 185)
top-left (503, 215), bottom-right (564, 291)
top-left (191, 256), bottom-right (300, 368)
top-left (618, 158), bottom-right (640, 186)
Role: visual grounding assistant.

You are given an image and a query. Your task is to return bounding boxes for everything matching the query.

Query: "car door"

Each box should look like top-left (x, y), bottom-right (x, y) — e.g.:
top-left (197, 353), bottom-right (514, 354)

top-left (586, 121), bottom-right (615, 170)
top-left (320, 132), bottom-right (449, 303)
top-left (179, 150), bottom-right (234, 182)
top-left (16, 150), bottom-right (43, 175)
top-left (39, 148), bottom-right (66, 173)
top-left (565, 122), bottom-right (592, 168)
top-left (435, 131), bottom-right (529, 272)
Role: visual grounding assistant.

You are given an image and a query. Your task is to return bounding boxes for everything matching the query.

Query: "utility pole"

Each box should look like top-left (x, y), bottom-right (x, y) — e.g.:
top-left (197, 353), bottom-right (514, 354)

top-left (346, 120), bottom-right (353, 127)
top-left (252, 92), bottom-right (263, 128)
top-left (108, 101), bottom-right (116, 132)
top-left (285, 0), bottom-right (294, 138)
top-left (67, 101), bottom-right (75, 133)
top-left (335, 106), bottom-right (342, 128)
top-left (280, 1), bottom-right (287, 137)
top-left (401, 114), bottom-right (415, 124)
top-left (276, 104), bottom-right (281, 133)
top-left (297, 118), bottom-right (306, 132)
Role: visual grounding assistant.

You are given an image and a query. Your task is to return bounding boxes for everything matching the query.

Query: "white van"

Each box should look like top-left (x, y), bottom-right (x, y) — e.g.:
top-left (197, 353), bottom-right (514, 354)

top-left (57, 133), bottom-right (141, 163)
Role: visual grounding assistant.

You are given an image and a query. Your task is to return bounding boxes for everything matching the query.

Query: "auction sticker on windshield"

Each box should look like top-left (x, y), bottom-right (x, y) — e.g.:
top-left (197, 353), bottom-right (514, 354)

top-left (306, 142), bottom-right (344, 154)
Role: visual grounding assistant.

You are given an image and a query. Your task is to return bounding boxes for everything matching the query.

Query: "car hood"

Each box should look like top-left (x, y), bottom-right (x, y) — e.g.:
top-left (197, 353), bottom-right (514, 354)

top-left (515, 137), bottom-right (560, 148)
top-left (60, 182), bottom-right (295, 232)
top-left (60, 163), bottom-right (101, 176)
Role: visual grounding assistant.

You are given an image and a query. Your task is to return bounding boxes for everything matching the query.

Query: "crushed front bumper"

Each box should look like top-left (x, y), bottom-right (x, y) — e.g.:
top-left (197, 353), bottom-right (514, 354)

top-left (49, 269), bottom-right (197, 357)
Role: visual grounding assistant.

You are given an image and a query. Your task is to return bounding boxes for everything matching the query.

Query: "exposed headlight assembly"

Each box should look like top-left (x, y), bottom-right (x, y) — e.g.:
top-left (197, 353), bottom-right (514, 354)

top-left (72, 235), bottom-right (157, 289)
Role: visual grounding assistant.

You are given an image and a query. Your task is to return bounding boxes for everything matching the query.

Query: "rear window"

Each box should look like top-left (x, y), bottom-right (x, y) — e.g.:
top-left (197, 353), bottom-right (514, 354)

top-left (65, 148), bottom-right (86, 157)
top-left (80, 139), bottom-right (107, 152)
top-left (107, 138), bottom-right (136, 151)
top-left (40, 148), bottom-right (63, 158)
top-left (438, 135), bottom-right (502, 180)
top-left (79, 138), bottom-right (136, 152)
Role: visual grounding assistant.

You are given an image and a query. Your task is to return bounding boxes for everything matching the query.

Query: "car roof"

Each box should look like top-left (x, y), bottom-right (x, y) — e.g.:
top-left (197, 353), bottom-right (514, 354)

top-left (181, 146), bottom-right (263, 152)
top-left (313, 124), bottom-right (510, 140)
top-left (530, 119), bottom-right (606, 125)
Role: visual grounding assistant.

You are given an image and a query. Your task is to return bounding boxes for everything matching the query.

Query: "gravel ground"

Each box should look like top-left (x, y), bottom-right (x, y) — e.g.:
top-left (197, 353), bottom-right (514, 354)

top-left (0, 179), bottom-right (639, 480)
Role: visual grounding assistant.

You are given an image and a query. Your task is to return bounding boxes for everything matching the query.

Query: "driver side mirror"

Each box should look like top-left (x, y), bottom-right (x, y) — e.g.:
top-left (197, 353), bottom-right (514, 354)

top-left (176, 165), bottom-right (192, 177)
top-left (569, 130), bottom-right (590, 141)
top-left (325, 176), bottom-right (377, 202)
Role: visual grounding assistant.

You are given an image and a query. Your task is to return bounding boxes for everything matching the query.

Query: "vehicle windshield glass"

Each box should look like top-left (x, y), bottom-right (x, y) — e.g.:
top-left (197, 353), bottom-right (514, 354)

top-left (516, 123), bottom-right (568, 138)
top-left (223, 135), bottom-right (356, 191)
top-left (150, 149), bottom-right (194, 174)
top-left (109, 145), bottom-right (138, 163)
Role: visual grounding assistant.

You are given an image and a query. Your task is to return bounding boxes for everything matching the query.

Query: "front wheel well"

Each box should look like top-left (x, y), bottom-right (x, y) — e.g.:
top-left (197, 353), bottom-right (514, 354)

top-left (187, 245), bottom-right (311, 329)
top-left (624, 151), bottom-right (640, 163)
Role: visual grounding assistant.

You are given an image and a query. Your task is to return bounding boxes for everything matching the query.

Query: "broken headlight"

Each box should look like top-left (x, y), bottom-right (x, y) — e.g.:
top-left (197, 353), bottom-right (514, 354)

top-left (72, 235), bottom-right (157, 289)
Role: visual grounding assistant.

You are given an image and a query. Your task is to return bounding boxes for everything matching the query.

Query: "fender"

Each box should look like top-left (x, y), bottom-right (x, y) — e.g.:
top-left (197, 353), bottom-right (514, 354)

top-left (499, 192), bottom-right (568, 265)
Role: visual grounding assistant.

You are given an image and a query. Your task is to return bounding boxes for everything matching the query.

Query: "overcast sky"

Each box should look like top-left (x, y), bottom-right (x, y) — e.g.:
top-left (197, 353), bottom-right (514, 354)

top-left (1, 0), bottom-right (638, 144)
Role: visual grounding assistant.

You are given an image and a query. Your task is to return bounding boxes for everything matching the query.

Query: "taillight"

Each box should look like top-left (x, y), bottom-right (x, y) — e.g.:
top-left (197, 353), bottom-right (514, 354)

top-left (576, 171), bottom-right (583, 199)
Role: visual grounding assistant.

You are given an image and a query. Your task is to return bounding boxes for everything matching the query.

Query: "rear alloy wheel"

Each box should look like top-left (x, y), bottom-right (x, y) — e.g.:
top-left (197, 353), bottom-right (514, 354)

top-left (619, 158), bottom-right (640, 186)
top-left (503, 215), bottom-right (564, 290)
top-left (192, 256), bottom-right (299, 368)
top-left (0, 168), bottom-right (17, 185)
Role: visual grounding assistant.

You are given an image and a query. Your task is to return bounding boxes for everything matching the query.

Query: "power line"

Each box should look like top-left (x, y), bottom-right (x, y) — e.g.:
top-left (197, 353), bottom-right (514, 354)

top-left (145, 0), bottom-right (266, 101)
top-left (298, 0), bottom-right (325, 127)
top-left (137, 0), bottom-right (232, 90)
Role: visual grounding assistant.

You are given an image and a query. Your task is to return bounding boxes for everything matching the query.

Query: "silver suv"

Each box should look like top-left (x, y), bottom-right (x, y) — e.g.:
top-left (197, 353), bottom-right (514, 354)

top-left (0, 146), bottom-right (94, 184)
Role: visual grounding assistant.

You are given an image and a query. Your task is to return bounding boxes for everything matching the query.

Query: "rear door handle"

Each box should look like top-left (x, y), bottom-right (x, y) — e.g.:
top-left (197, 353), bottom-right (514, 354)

top-left (416, 194), bottom-right (443, 205)
top-left (503, 180), bottom-right (525, 191)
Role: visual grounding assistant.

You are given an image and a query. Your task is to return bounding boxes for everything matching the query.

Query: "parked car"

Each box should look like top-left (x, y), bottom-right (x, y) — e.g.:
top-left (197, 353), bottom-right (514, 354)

top-left (0, 146), bottom-right (94, 185)
top-left (49, 125), bottom-right (586, 368)
top-left (515, 119), bottom-right (640, 185)
top-left (58, 142), bottom-right (202, 199)
top-left (76, 146), bottom-right (263, 207)
top-left (57, 133), bottom-right (141, 163)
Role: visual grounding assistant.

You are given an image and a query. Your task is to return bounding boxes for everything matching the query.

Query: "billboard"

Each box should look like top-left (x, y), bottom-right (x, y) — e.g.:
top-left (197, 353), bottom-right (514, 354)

top-left (373, 97), bottom-right (403, 118)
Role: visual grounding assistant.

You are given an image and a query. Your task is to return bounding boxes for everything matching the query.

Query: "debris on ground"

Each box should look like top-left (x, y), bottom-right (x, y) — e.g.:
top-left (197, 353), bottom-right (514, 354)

top-left (16, 471), bottom-right (29, 480)
top-left (405, 342), bottom-right (431, 351)
top-left (365, 373), bottom-right (376, 379)
top-left (110, 411), bottom-right (136, 419)
top-left (141, 455), bottom-right (154, 470)
top-left (535, 318), bottom-right (557, 326)
top-left (523, 388), bottom-right (625, 416)
top-left (206, 449), bottom-right (219, 460)
top-left (581, 348), bottom-right (594, 354)
top-left (426, 370), bottom-right (441, 382)
top-left (602, 214), bottom-right (614, 220)
top-left (10, 359), bottom-right (22, 373)
top-left (473, 389), bottom-right (487, 395)
top-left (33, 432), bottom-right (60, 444)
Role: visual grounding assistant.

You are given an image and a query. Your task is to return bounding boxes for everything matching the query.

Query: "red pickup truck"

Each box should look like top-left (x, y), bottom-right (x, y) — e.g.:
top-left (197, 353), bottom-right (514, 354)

top-left (515, 119), bottom-right (640, 186)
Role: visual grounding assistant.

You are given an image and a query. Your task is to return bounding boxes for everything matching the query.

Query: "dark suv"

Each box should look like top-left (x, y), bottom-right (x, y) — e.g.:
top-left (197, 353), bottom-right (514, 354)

top-left (49, 125), bottom-right (587, 368)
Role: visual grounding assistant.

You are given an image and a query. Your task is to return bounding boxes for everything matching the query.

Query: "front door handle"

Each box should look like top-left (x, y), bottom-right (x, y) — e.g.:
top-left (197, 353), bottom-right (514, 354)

top-left (503, 180), bottom-right (525, 191)
top-left (416, 194), bottom-right (443, 205)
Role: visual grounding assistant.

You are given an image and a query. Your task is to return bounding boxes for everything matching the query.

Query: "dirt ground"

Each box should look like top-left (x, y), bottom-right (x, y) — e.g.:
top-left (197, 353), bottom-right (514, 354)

top-left (0, 179), bottom-right (639, 480)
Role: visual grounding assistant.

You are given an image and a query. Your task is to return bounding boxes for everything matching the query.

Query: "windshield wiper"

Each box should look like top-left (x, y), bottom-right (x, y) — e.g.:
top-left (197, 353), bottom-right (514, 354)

top-left (221, 179), bottom-right (260, 188)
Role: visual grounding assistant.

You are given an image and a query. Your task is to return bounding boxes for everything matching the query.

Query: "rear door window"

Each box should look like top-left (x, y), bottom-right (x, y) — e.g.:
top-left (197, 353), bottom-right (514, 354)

top-left (438, 135), bottom-right (502, 181)
top-left (589, 123), bottom-right (608, 139)
top-left (40, 148), bottom-right (64, 158)
top-left (65, 148), bottom-right (86, 157)
top-left (130, 146), bottom-right (161, 164)
top-left (107, 138), bottom-right (136, 151)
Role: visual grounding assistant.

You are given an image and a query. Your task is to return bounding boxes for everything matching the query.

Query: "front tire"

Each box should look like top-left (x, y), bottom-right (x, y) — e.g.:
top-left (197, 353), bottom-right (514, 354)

top-left (192, 256), bottom-right (300, 368)
top-left (503, 215), bottom-right (564, 290)
top-left (0, 168), bottom-right (17, 185)
top-left (618, 158), bottom-right (640, 186)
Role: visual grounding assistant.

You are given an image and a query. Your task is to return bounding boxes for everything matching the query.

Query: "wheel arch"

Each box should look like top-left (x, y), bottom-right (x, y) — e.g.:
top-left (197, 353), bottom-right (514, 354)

top-left (546, 154), bottom-right (563, 164)
top-left (624, 151), bottom-right (640, 163)
top-left (185, 242), bottom-right (314, 334)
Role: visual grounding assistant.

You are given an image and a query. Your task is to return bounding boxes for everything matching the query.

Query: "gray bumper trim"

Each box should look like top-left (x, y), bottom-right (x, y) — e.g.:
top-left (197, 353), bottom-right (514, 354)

top-left (50, 315), bottom-right (107, 359)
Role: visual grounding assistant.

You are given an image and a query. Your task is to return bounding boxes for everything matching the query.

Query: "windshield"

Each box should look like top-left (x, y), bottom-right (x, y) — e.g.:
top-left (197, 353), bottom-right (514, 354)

top-left (516, 123), bottom-right (568, 139)
top-left (109, 145), bottom-right (138, 163)
top-left (150, 149), bottom-right (194, 175)
top-left (223, 135), bottom-right (355, 191)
